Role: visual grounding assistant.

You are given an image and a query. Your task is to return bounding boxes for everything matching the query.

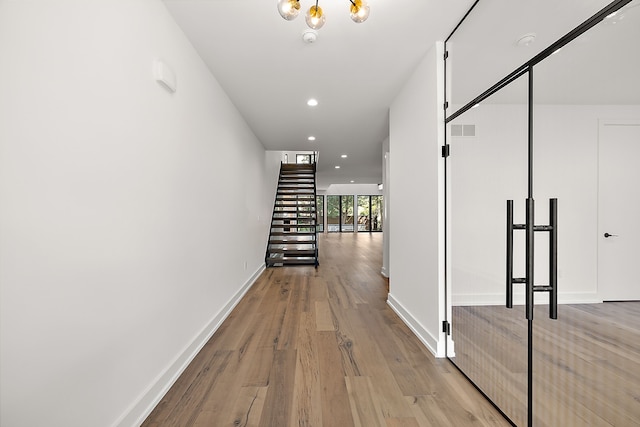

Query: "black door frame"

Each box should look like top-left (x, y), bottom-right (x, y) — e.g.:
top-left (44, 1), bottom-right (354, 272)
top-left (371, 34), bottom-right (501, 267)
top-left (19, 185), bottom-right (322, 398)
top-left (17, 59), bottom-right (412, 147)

top-left (442, 1), bottom-right (633, 425)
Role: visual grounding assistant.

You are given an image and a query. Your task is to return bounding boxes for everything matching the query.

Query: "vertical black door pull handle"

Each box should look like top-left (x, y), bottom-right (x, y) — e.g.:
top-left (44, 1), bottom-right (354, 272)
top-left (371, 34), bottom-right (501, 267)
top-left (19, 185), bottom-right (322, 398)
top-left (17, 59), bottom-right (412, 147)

top-left (506, 200), bottom-right (514, 309)
top-left (506, 198), bottom-right (558, 320)
top-left (549, 198), bottom-right (558, 320)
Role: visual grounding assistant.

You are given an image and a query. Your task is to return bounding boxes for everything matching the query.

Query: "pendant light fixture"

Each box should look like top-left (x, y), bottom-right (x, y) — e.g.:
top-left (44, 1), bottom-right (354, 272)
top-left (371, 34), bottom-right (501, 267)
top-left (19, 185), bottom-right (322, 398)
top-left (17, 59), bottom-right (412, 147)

top-left (277, 0), bottom-right (369, 29)
top-left (349, 0), bottom-right (370, 23)
top-left (277, 0), bottom-right (300, 20)
top-left (306, 3), bottom-right (326, 30)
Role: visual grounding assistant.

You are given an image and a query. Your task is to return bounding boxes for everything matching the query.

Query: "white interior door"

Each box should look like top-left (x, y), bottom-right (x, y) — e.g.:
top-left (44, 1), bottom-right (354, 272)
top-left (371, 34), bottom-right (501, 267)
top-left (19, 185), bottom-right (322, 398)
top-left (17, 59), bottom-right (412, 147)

top-left (598, 120), bottom-right (640, 301)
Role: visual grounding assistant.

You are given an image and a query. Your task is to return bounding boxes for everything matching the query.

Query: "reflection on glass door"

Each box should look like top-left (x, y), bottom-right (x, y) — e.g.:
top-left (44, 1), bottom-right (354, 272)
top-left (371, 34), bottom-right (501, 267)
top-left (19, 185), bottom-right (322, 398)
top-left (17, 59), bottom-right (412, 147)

top-left (445, 0), bottom-right (614, 119)
top-left (529, 3), bottom-right (640, 424)
top-left (448, 74), bottom-right (529, 427)
top-left (447, 2), bottom-right (640, 425)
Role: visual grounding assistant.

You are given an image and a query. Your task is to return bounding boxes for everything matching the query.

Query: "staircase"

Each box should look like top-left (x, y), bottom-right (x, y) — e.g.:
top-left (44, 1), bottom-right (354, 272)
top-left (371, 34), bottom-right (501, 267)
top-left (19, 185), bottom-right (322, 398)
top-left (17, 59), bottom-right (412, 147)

top-left (265, 163), bottom-right (319, 267)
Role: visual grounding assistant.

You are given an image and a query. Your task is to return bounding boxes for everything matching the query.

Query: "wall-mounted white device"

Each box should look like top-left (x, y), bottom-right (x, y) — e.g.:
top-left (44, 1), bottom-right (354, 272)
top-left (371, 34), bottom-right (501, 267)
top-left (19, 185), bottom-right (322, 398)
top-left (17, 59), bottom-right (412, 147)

top-left (153, 59), bottom-right (176, 93)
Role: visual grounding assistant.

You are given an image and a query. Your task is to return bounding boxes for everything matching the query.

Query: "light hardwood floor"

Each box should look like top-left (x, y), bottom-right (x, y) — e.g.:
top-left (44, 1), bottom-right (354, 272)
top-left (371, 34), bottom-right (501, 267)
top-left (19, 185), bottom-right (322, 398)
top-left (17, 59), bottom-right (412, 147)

top-left (143, 233), bottom-right (511, 427)
top-left (453, 302), bottom-right (640, 427)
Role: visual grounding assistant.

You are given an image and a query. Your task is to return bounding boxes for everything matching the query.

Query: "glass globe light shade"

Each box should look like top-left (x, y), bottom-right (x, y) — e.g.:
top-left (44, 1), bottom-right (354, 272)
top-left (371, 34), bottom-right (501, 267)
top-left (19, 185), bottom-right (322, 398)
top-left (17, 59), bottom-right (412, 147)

top-left (305, 5), bottom-right (326, 30)
top-left (277, 0), bottom-right (300, 21)
top-left (350, 0), bottom-right (370, 23)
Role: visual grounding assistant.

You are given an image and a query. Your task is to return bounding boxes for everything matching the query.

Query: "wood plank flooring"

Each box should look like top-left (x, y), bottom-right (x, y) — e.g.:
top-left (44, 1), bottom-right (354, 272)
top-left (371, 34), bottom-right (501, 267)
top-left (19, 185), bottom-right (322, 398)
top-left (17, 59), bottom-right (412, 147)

top-left (453, 302), bottom-right (640, 427)
top-left (143, 233), bottom-right (510, 427)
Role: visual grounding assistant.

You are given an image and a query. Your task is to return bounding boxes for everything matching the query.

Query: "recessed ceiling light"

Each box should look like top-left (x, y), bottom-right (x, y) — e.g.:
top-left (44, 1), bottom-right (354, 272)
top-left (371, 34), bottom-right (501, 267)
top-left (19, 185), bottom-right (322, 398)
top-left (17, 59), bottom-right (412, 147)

top-left (307, 98), bottom-right (318, 106)
top-left (516, 33), bottom-right (536, 47)
top-left (341, 154), bottom-right (348, 158)
top-left (335, 165), bottom-right (340, 169)
top-left (350, 180), bottom-right (355, 183)
top-left (308, 136), bottom-right (316, 141)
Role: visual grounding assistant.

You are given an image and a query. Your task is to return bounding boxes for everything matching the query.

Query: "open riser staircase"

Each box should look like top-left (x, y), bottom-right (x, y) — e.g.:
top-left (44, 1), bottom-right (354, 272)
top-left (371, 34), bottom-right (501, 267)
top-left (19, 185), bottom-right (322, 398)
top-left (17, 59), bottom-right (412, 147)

top-left (265, 163), bottom-right (319, 267)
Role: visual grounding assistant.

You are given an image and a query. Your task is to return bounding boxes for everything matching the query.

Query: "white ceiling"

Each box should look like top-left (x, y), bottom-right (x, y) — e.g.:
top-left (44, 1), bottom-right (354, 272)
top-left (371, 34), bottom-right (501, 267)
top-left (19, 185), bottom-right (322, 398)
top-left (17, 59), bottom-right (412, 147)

top-left (163, 0), bottom-right (639, 189)
top-left (448, 0), bottom-right (640, 108)
top-left (163, 0), bottom-right (475, 188)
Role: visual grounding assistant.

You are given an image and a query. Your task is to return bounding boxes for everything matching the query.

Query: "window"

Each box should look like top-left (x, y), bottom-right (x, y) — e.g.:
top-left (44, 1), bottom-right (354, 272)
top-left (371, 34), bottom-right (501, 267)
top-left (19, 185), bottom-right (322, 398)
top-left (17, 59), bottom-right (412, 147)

top-left (341, 195), bottom-right (354, 232)
top-left (371, 195), bottom-right (383, 231)
top-left (358, 196), bottom-right (371, 231)
top-left (316, 195), bottom-right (324, 232)
top-left (296, 154), bottom-right (311, 164)
top-left (357, 195), bottom-right (383, 232)
top-left (326, 195), bottom-right (356, 232)
top-left (327, 195), bottom-right (340, 232)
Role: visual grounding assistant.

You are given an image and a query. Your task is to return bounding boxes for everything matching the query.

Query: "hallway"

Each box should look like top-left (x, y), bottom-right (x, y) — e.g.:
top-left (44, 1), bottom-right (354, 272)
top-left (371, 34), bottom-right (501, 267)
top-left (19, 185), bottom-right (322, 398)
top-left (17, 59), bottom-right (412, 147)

top-left (143, 233), bottom-right (509, 426)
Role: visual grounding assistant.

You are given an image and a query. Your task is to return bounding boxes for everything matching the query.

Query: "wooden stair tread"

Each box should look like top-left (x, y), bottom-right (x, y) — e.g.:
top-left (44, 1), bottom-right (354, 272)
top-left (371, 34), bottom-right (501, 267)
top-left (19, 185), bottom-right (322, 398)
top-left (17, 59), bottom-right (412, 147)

top-left (276, 196), bottom-right (315, 200)
top-left (272, 214), bottom-right (316, 217)
top-left (269, 231), bottom-right (316, 236)
top-left (266, 162), bottom-right (319, 268)
top-left (267, 250), bottom-right (316, 256)
top-left (267, 239), bottom-right (316, 243)
top-left (266, 258), bottom-right (317, 266)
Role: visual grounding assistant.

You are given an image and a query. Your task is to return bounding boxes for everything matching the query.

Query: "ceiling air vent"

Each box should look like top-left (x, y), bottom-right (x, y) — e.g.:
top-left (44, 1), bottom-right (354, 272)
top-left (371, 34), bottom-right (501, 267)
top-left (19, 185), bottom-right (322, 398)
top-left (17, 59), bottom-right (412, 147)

top-left (451, 124), bottom-right (476, 137)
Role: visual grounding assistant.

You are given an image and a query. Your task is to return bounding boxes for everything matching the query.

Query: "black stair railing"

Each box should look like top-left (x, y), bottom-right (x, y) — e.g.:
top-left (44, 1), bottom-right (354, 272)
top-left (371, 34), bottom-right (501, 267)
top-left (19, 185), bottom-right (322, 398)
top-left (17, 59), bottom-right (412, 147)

top-left (312, 160), bottom-right (319, 267)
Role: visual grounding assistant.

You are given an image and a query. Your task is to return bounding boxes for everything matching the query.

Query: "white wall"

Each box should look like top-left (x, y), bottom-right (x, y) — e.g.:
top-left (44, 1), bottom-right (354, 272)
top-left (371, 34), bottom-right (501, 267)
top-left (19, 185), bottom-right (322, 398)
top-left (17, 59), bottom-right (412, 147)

top-left (382, 137), bottom-right (390, 277)
top-left (388, 42), bottom-right (446, 357)
top-left (321, 183), bottom-right (382, 196)
top-left (0, 2), bottom-right (277, 426)
top-left (449, 104), bottom-right (640, 305)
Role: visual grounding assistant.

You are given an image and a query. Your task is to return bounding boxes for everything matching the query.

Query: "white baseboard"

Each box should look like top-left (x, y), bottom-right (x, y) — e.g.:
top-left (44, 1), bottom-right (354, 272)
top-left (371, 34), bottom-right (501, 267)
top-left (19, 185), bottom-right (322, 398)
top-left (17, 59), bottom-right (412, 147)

top-left (387, 293), bottom-right (445, 358)
top-left (452, 291), bottom-right (601, 306)
top-left (113, 264), bottom-right (266, 427)
top-left (380, 266), bottom-right (389, 278)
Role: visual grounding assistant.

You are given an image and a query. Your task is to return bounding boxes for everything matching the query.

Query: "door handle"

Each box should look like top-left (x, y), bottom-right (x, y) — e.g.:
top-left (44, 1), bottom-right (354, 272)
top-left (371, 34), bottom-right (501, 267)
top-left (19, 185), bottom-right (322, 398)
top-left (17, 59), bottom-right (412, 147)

top-left (604, 232), bottom-right (618, 238)
top-left (506, 198), bottom-right (558, 320)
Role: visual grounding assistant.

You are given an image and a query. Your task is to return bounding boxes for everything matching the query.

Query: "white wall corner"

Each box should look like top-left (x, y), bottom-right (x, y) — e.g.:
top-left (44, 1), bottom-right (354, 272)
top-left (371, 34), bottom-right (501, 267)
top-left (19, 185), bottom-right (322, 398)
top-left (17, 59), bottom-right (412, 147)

top-left (113, 264), bottom-right (265, 427)
top-left (387, 294), bottom-right (446, 358)
top-left (435, 40), bottom-right (448, 360)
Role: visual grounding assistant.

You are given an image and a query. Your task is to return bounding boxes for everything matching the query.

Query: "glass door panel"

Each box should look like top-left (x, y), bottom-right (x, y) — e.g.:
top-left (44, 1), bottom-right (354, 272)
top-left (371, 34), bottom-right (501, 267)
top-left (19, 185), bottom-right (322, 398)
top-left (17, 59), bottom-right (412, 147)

top-left (532, 2), bottom-right (640, 425)
top-left (358, 196), bottom-right (371, 231)
top-left (327, 195), bottom-right (340, 232)
top-left (371, 196), bottom-right (383, 232)
top-left (341, 195), bottom-right (354, 232)
top-left (446, 0), bottom-right (613, 118)
top-left (449, 74), bottom-right (529, 426)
